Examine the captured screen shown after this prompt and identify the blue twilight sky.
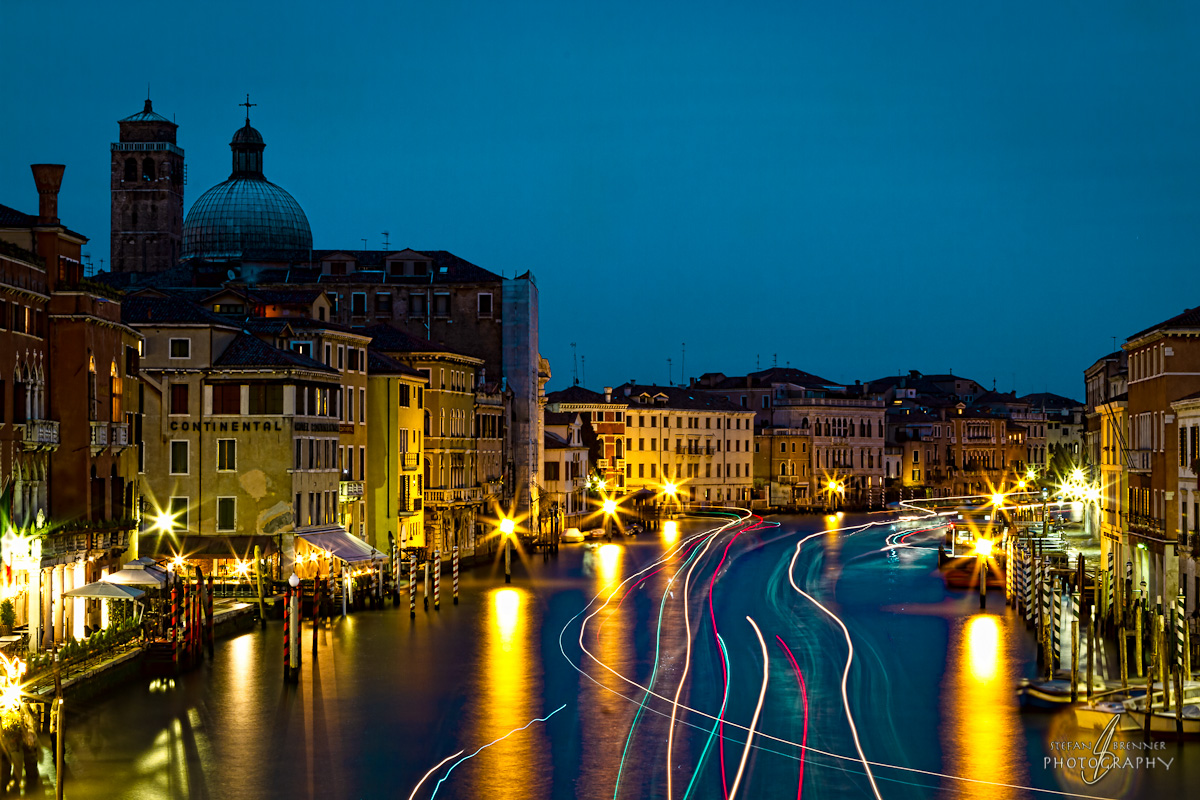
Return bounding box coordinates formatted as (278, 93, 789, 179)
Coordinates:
(4, 1, 1199, 399)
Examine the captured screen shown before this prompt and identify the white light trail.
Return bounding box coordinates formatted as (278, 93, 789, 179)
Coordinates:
(728, 616, 769, 800)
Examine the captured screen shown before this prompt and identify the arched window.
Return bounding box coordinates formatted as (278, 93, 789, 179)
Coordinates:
(124, 158, 137, 182)
(110, 361, 122, 421)
(88, 355, 98, 421)
(142, 157, 155, 181)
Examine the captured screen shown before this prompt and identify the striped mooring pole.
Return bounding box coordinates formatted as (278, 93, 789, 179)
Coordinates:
(171, 583, 180, 672)
(433, 549, 441, 610)
(452, 545, 460, 605)
(206, 572, 215, 658)
(282, 587, 291, 683)
(409, 553, 417, 618)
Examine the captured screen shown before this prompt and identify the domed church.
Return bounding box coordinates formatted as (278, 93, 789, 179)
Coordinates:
(181, 107, 312, 263)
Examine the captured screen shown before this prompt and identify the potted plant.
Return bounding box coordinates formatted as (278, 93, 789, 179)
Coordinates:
(0, 600, 14, 636)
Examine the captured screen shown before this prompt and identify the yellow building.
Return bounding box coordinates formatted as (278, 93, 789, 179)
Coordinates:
(367, 325, 485, 559)
(365, 350, 427, 555)
(619, 384, 756, 506)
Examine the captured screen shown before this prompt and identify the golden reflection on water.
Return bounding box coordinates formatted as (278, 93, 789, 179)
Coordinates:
(597, 544, 622, 589)
(475, 586, 546, 800)
(663, 520, 679, 545)
(943, 614, 1023, 800)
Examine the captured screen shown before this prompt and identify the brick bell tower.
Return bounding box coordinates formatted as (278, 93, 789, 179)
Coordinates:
(110, 97, 185, 273)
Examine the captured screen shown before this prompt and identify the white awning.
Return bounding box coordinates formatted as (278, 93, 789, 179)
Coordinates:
(63, 581, 145, 600)
(297, 528, 385, 564)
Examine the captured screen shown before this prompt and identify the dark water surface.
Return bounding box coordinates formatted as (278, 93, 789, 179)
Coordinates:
(60, 514, 1197, 798)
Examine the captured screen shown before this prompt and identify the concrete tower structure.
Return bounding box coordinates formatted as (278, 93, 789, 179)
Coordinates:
(110, 99, 185, 273)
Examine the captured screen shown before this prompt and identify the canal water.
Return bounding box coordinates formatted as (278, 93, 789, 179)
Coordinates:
(58, 514, 1196, 799)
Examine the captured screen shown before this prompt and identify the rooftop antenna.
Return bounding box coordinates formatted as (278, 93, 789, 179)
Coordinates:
(571, 342, 578, 385)
(1112, 336, 1117, 352)
(240, 94, 256, 123)
(667, 357, 673, 385)
(361, 238, 368, 250)
(681, 343, 686, 385)
(773, 353, 778, 367)
(756, 354, 760, 370)
(382, 231, 390, 249)
(580, 356, 586, 387)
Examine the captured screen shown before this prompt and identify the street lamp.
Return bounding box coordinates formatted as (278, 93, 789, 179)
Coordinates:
(499, 517, 515, 584)
(602, 498, 618, 541)
(975, 537, 993, 609)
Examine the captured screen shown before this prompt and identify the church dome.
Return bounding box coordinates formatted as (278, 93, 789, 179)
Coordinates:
(181, 119, 311, 261)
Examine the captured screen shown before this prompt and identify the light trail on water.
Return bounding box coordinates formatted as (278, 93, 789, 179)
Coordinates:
(728, 616, 768, 800)
(558, 511, 1118, 800)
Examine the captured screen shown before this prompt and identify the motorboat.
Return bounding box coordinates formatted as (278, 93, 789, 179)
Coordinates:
(1122, 682, 1200, 738)
(1072, 687, 1146, 731)
(1016, 676, 1106, 711)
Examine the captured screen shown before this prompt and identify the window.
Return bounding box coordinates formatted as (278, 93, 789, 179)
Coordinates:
(217, 439, 236, 471)
(399, 383, 411, 407)
(351, 293, 367, 315)
(347, 347, 358, 371)
(170, 440, 189, 475)
(291, 341, 312, 358)
(478, 293, 493, 317)
(360, 446, 365, 481)
(337, 345, 345, 370)
(169, 497, 188, 531)
(212, 384, 240, 414)
(170, 383, 189, 415)
(249, 383, 284, 414)
(545, 462, 560, 480)
(409, 293, 427, 317)
(360, 388, 366, 423)
(295, 439, 302, 470)
(433, 294, 451, 317)
(347, 387, 354, 422)
(169, 338, 190, 359)
(216, 497, 236, 531)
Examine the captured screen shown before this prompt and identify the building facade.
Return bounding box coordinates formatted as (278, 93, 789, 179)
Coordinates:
(365, 351, 426, 556)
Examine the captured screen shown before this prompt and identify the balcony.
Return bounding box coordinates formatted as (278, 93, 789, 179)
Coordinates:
(1128, 449, 1153, 473)
(1129, 514, 1167, 541)
(339, 480, 364, 499)
(397, 497, 423, 516)
(109, 422, 130, 451)
(21, 419, 60, 451)
(401, 452, 420, 471)
(424, 486, 483, 505)
(90, 420, 108, 454)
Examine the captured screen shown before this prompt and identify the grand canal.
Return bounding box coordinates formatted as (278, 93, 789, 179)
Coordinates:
(60, 513, 1195, 798)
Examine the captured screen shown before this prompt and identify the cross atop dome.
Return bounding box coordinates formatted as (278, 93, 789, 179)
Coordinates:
(240, 94, 257, 124)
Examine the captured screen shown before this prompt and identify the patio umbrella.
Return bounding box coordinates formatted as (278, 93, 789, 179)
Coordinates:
(63, 582, 145, 600)
(102, 563, 168, 587)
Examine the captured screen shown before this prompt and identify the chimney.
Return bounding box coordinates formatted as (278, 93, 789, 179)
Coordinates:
(31, 164, 66, 225)
(604, 386, 612, 403)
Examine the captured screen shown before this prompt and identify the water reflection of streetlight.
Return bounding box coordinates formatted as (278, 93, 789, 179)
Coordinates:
(494, 588, 520, 647)
(597, 544, 621, 587)
(662, 520, 678, 545)
(966, 614, 999, 682)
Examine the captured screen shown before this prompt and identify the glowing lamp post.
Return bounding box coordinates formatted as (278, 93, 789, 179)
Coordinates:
(602, 498, 618, 541)
(663, 482, 678, 519)
(975, 537, 993, 609)
(500, 517, 516, 584)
